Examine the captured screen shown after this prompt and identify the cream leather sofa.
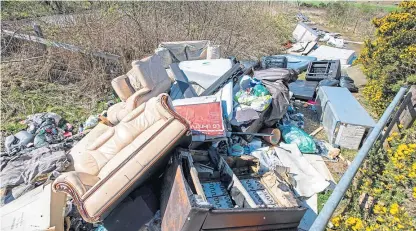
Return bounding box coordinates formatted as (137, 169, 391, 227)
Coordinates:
(107, 55, 172, 125)
(53, 94, 189, 223)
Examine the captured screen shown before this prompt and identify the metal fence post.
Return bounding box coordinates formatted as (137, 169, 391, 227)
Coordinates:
(309, 87, 408, 231)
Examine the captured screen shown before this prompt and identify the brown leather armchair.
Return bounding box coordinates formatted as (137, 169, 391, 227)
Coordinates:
(53, 94, 189, 223)
(107, 55, 172, 125)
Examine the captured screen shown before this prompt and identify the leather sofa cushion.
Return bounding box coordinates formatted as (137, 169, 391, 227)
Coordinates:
(83, 119, 187, 216)
(72, 123, 110, 174)
(74, 96, 166, 176)
(98, 119, 165, 179)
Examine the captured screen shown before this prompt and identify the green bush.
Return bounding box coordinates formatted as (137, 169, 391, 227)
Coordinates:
(358, 2, 416, 115)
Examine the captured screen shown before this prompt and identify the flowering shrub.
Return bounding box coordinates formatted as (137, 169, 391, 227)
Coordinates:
(330, 126, 416, 230)
(358, 1, 416, 116)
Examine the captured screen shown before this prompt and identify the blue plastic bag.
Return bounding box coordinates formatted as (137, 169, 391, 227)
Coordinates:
(279, 125, 317, 153)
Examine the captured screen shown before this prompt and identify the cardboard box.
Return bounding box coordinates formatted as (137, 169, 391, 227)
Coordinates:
(1, 184, 66, 231)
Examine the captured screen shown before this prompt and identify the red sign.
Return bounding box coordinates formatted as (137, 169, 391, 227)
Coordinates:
(175, 102, 225, 137)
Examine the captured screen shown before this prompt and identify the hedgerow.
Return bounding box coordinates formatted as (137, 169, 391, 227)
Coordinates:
(330, 125, 416, 230)
(358, 1, 416, 116)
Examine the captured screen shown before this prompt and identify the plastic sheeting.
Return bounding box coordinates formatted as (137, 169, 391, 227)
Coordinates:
(1, 144, 69, 188)
(284, 55, 318, 73)
(274, 144, 329, 198)
(279, 125, 317, 153)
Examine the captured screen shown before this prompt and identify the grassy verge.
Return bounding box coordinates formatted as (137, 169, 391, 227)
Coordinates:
(0, 59, 112, 135)
(298, 1, 397, 12)
(1, 80, 110, 135)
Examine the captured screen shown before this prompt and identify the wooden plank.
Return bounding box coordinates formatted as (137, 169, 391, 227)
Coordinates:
(400, 85, 416, 129)
(33, 23, 46, 50)
(380, 92, 411, 143)
(310, 126, 323, 136)
(400, 107, 415, 129)
(2, 30, 120, 61)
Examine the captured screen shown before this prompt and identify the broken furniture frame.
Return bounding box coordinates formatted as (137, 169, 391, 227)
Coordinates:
(161, 148, 306, 231)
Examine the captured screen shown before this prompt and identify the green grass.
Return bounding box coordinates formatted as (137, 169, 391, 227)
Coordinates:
(318, 190, 332, 212)
(1, 82, 110, 135)
(341, 148, 358, 161)
(352, 2, 398, 13)
(299, 1, 398, 13)
(298, 72, 306, 80)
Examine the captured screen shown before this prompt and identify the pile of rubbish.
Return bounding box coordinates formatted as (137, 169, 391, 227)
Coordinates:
(1, 112, 112, 230)
(1, 20, 376, 231)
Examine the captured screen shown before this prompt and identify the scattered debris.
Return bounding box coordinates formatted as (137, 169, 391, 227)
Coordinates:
(0, 143, 71, 205)
(1, 29, 375, 230)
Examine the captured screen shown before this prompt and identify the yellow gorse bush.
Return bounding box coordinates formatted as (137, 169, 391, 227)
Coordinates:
(329, 126, 416, 230)
(358, 1, 416, 116)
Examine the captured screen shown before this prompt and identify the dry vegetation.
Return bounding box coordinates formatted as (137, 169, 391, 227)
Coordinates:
(0, 1, 393, 135)
(300, 2, 396, 39)
(1, 2, 296, 136)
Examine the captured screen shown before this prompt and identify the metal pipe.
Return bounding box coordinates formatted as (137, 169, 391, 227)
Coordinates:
(309, 87, 408, 231)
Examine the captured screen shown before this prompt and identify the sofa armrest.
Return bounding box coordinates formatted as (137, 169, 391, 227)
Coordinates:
(125, 87, 151, 109)
(53, 171, 100, 201)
